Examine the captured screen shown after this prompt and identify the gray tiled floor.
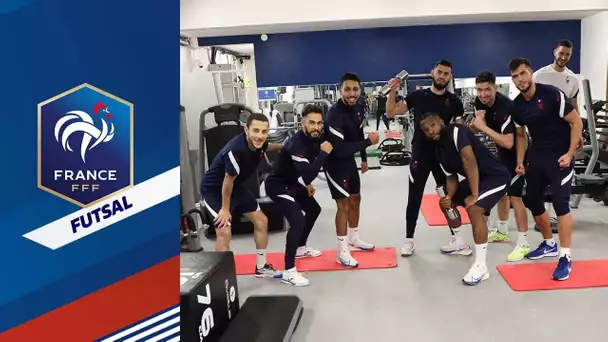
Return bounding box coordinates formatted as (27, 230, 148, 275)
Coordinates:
(198, 126, 608, 342)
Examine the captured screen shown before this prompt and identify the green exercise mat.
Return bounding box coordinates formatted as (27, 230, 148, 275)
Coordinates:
(354, 149, 383, 158)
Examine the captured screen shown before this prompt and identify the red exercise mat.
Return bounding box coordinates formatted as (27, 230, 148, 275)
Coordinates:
(497, 259, 608, 291)
(421, 194, 470, 226)
(234, 247, 398, 275)
(385, 132, 403, 139)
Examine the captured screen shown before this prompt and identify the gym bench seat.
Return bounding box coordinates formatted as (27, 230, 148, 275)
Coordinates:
(575, 174, 607, 185)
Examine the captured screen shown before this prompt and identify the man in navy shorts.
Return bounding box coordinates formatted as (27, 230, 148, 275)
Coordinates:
(265, 104, 332, 287)
(470, 70, 530, 262)
(508, 57, 583, 281)
(421, 113, 510, 286)
(324, 72, 380, 268)
(200, 113, 283, 278)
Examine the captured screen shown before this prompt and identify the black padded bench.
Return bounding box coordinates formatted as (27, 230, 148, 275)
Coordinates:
(219, 295, 304, 342)
(180, 251, 240, 342)
(568, 174, 608, 197)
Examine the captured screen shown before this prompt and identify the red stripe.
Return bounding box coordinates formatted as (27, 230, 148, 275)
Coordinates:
(0, 256, 179, 342)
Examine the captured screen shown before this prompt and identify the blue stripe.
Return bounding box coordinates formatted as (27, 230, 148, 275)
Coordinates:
(95, 305, 180, 342)
(100, 305, 177, 338)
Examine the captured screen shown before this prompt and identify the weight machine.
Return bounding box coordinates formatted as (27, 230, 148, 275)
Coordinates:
(181, 105, 205, 252)
(570, 81, 608, 207)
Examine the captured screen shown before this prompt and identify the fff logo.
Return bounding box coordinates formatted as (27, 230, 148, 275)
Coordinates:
(38, 84, 134, 207)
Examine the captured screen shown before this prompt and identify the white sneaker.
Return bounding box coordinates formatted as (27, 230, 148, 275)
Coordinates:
(295, 246, 322, 258)
(440, 236, 473, 256)
(462, 263, 490, 286)
(336, 251, 359, 268)
(281, 269, 310, 287)
(348, 238, 375, 251)
(400, 241, 415, 257)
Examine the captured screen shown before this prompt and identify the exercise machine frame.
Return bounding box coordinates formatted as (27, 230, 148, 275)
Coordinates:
(570, 79, 608, 208)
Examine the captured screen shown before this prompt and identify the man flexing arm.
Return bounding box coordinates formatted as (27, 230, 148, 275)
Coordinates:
(509, 57, 583, 281)
(386, 84, 409, 117)
(471, 71, 530, 262)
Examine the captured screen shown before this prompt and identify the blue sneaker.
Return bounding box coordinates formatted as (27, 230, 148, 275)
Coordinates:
(525, 241, 559, 260)
(553, 256, 572, 280)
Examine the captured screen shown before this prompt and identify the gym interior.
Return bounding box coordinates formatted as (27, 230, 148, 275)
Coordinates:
(179, 3, 608, 341)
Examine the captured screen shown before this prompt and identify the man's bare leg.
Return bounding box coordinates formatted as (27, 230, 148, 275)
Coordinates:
(462, 205, 491, 285)
(535, 202, 558, 232)
(335, 199, 358, 267)
(534, 211, 553, 240)
(506, 196, 532, 261)
(243, 211, 280, 278)
(347, 194, 374, 251)
(488, 196, 510, 242)
(243, 211, 269, 250)
(439, 206, 472, 256)
(215, 226, 232, 251)
(469, 205, 489, 246)
(347, 194, 361, 234)
(557, 212, 572, 248)
(335, 199, 349, 237)
(511, 197, 529, 235)
(497, 195, 510, 222)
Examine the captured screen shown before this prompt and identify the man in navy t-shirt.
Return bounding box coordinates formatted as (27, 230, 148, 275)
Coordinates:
(421, 113, 510, 285)
(508, 57, 583, 281)
(386, 59, 467, 257)
(470, 71, 530, 262)
(200, 113, 283, 278)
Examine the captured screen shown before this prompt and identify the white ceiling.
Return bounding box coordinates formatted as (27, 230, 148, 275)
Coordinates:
(182, 10, 601, 38)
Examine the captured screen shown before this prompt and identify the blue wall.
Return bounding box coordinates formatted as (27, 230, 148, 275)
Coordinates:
(199, 20, 581, 87)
